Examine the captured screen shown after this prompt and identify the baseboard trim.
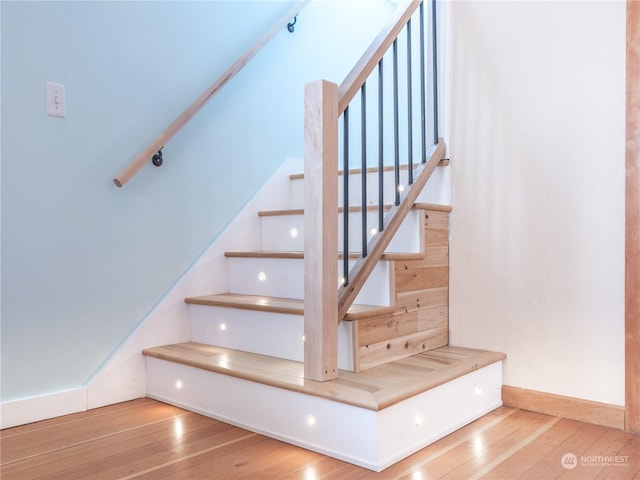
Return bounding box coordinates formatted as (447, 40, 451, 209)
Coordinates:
(0, 388, 87, 429)
(502, 385, 624, 430)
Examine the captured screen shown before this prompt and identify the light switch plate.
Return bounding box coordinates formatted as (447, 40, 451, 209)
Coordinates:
(46, 81, 65, 118)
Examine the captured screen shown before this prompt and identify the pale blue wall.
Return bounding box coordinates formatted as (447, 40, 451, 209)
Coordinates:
(1, 0, 394, 401)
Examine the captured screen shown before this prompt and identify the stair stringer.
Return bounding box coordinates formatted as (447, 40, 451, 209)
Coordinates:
(86, 158, 304, 409)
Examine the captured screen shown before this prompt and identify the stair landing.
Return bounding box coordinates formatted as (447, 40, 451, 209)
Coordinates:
(143, 343, 505, 471)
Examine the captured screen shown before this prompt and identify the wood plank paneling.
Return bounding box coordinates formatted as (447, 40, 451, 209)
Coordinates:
(425, 226, 450, 246)
(423, 209, 451, 228)
(357, 307, 448, 347)
(395, 265, 449, 292)
(396, 285, 449, 310)
(353, 206, 451, 370)
(358, 325, 449, 371)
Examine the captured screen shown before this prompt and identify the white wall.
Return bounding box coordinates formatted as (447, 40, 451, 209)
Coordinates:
(449, 1, 625, 405)
(0, 0, 395, 403)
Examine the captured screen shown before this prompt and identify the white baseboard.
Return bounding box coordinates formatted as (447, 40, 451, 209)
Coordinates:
(1, 388, 87, 429)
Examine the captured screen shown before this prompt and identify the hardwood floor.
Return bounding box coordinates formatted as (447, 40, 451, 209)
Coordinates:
(1, 398, 638, 479)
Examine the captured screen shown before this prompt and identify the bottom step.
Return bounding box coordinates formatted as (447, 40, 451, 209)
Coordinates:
(143, 343, 505, 472)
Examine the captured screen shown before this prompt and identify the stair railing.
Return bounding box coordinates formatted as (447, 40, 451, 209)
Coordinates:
(304, 0, 446, 381)
(113, 1, 309, 188)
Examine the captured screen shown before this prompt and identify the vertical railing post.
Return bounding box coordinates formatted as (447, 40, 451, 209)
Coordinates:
(304, 79, 339, 382)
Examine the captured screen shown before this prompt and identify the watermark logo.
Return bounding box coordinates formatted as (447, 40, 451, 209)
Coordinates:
(561, 453, 629, 469)
(561, 453, 577, 470)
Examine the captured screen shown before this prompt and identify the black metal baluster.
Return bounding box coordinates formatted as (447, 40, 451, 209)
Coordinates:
(407, 19, 414, 185)
(393, 38, 400, 206)
(420, 2, 427, 163)
(432, 0, 439, 145)
(378, 59, 384, 233)
(361, 83, 368, 258)
(338, 0, 441, 288)
(343, 107, 350, 286)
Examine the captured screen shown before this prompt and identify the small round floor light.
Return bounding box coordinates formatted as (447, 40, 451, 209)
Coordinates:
(305, 415, 317, 428)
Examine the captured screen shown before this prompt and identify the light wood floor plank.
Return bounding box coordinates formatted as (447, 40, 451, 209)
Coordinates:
(391, 409, 541, 480)
(519, 422, 609, 480)
(130, 434, 271, 479)
(0, 401, 185, 465)
(380, 406, 519, 479)
(462, 415, 562, 480)
(558, 428, 637, 480)
(594, 434, 640, 480)
(480, 418, 585, 479)
(81, 422, 252, 480)
(0, 398, 156, 438)
(0, 412, 200, 479)
(279, 456, 365, 479)
(2, 399, 638, 479)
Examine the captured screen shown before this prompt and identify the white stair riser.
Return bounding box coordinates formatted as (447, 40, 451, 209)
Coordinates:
(261, 209, 422, 253)
(145, 359, 502, 472)
(227, 257, 393, 306)
(290, 167, 450, 209)
(189, 305, 354, 371)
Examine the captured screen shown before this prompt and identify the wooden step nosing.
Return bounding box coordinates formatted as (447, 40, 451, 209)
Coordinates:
(143, 343, 379, 410)
(413, 203, 453, 213)
(142, 342, 503, 412)
(343, 305, 401, 321)
(185, 294, 305, 315)
(224, 251, 424, 261)
(185, 297, 304, 316)
(289, 159, 450, 180)
(225, 251, 304, 259)
(185, 293, 390, 318)
(258, 203, 451, 217)
(372, 350, 506, 410)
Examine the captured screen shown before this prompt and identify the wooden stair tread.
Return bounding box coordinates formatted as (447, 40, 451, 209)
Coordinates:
(224, 250, 425, 261)
(142, 342, 504, 411)
(258, 202, 451, 217)
(185, 293, 396, 320)
(289, 159, 450, 180)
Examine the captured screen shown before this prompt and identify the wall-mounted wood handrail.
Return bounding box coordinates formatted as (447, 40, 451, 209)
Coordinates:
(113, 0, 309, 188)
(337, 0, 421, 115)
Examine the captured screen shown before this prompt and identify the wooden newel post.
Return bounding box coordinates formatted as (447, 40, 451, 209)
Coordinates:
(304, 79, 339, 382)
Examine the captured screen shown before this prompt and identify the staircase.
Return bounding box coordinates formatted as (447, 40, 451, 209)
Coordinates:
(142, 162, 505, 471)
